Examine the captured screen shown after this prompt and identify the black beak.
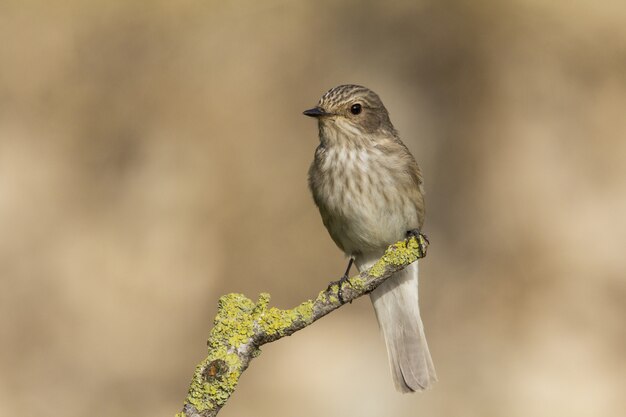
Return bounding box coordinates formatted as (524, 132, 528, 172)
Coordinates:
(303, 107, 328, 118)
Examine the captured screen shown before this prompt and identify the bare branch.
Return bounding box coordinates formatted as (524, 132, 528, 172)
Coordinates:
(176, 234, 428, 417)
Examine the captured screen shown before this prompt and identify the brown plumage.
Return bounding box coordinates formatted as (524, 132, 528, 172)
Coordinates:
(305, 84, 436, 392)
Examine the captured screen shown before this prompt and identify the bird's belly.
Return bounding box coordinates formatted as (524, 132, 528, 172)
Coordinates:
(311, 144, 423, 256)
(319, 180, 417, 256)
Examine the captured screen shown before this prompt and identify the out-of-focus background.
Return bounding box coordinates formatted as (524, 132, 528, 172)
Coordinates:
(1, 1, 625, 416)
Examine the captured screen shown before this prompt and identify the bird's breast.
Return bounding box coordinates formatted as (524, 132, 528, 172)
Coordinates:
(310, 145, 420, 255)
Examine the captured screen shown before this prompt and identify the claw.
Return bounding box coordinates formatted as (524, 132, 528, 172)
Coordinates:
(325, 257, 355, 304)
(406, 229, 429, 257)
(327, 274, 353, 304)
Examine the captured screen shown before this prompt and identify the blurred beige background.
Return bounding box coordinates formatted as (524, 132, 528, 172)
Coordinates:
(1, 1, 625, 416)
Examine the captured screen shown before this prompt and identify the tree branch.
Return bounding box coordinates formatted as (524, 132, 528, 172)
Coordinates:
(176, 234, 429, 417)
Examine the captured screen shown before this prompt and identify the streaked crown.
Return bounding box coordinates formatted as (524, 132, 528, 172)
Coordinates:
(318, 84, 386, 114)
(304, 84, 395, 136)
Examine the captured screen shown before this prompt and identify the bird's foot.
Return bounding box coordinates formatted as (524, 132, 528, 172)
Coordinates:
(327, 274, 353, 304)
(406, 229, 429, 257)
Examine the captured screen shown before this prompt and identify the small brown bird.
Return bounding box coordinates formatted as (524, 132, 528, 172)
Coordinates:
(304, 85, 436, 392)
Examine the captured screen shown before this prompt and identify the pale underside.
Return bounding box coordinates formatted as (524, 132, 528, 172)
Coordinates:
(308, 126, 424, 258)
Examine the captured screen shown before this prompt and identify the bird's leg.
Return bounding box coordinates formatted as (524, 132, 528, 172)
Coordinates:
(326, 257, 354, 304)
(341, 257, 354, 279)
(406, 229, 429, 257)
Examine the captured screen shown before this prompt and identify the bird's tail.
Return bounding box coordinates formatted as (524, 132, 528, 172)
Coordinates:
(360, 259, 437, 392)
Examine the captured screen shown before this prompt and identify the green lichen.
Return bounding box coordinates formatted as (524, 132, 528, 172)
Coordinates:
(368, 235, 426, 278)
(182, 292, 320, 414)
(347, 275, 366, 290)
(327, 293, 339, 303)
(184, 293, 257, 413)
(209, 293, 257, 349)
(294, 299, 314, 321)
(185, 346, 243, 412)
(258, 299, 315, 336)
(254, 292, 271, 312)
(316, 275, 365, 304)
(179, 235, 429, 416)
(318, 285, 340, 304)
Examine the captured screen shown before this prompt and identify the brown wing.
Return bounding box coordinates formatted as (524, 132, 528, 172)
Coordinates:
(377, 138, 426, 230)
(406, 157, 426, 229)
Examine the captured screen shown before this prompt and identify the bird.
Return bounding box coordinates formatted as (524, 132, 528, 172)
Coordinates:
(304, 84, 436, 392)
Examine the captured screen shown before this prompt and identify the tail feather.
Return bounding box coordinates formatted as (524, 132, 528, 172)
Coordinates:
(359, 259, 436, 392)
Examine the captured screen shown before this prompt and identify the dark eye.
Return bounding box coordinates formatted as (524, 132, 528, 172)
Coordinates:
(350, 103, 362, 115)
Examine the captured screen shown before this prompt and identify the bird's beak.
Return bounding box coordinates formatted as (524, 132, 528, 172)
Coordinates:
(303, 107, 329, 118)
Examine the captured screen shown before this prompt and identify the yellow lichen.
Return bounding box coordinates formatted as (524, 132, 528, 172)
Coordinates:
(184, 293, 256, 412)
(368, 235, 425, 277)
(347, 275, 365, 291)
(183, 293, 320, 414)
(179, 235, 428, 416)
(258, 299, 315, 336)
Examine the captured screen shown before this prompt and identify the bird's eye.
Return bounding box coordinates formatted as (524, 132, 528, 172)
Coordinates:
(350, 103, 362, 115)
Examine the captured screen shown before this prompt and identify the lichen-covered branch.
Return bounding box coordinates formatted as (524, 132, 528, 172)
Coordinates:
(177, 234, 429, 417)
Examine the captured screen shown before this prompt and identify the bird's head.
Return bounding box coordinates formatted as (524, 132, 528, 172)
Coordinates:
(303, 85, 396, 141)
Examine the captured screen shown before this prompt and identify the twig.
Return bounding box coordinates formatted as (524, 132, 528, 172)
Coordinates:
(176, 234, 428, 417)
